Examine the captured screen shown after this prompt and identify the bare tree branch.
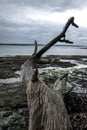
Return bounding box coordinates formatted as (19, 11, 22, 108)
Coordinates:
(33, 17, 79, 59)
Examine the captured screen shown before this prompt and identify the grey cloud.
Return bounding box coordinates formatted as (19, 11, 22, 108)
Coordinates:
(0, 16, 62, 44)
(0, 0, 87, 44)
(1, 0, 87, 11)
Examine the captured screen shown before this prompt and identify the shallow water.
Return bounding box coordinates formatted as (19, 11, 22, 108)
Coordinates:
(0, 77, 20, 84)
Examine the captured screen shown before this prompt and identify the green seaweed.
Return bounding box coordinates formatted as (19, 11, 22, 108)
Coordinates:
(39, 68, 69, 85)
(0, 101, 6, 107)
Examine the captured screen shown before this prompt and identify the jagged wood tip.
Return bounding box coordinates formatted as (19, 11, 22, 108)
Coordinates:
(32, 40, 38, 56)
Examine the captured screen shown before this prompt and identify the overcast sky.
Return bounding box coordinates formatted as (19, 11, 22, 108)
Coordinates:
(0, 0, 87, 45)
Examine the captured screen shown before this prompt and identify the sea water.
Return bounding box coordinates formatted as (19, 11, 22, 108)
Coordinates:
(0, 45, 87, 56)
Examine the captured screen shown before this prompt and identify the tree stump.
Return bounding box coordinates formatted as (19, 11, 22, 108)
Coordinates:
(26, 69, 72, 130)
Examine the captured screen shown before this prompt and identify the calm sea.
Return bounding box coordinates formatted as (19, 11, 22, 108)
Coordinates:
(0, 45, 87, 56)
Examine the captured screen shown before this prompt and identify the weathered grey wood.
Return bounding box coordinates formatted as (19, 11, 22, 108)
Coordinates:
(53, 74, 75, 96)
(21, 17, 78, 130)
(26, 69, 72, 130)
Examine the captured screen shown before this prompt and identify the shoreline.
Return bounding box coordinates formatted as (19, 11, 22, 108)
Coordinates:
(0, 43, 87, 47)
(0, 54, 87, 58)
(0, 45, 87, 56)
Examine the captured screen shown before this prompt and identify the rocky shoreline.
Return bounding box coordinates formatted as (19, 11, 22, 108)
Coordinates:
(0, 55, 87, 130)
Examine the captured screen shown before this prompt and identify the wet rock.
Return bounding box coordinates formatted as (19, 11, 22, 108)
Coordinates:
(65, 93, 87, 114)
(0, 127, 2, 130)
(3, 111, 13, 117)
(0, 82, 27, 107)
(0, 56, 87, 130)
(51, 60, 76, 68)
(0, 56, 29, 78)
(64, 67, 87, 130)
(0, 107, 28, 130)
(70, 113, 87, 130)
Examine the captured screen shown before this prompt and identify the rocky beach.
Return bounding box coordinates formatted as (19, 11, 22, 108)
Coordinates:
(0, 55, 87, 130)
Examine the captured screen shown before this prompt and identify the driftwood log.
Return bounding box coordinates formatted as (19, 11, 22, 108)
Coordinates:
(21, 17, 79, 130)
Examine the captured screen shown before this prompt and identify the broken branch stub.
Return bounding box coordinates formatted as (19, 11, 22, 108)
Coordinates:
(32, 40, 38, 56)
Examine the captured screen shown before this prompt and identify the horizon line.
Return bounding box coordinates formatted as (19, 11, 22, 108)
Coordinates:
(0, 43, 87, 47)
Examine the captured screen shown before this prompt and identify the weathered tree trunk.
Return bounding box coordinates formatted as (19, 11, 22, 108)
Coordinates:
(26, 70, 73, 130)
(21, 17, 78, 130)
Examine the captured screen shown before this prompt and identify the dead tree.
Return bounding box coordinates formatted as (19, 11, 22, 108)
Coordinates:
(21, 17, 78, 130)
